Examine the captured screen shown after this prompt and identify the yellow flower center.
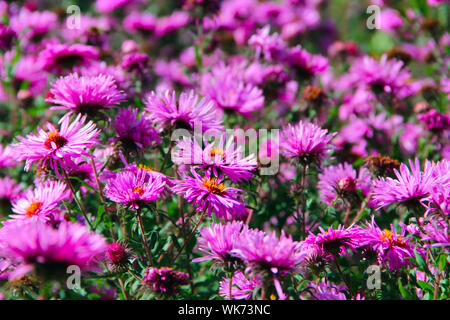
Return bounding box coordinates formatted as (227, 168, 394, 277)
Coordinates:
(380, 229, 406, 246)
(202, 177, 227, 195)
(25, 201, 43, 218)
(138, 164, 155, 172)
(132, 186, 145, 196)
(210, 147, 225, 159)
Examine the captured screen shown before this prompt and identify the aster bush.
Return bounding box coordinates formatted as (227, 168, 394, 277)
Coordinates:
(0, 0, 448, 302)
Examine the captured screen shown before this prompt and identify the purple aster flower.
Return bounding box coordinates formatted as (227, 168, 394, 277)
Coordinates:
(317, 162, 372, 205)
(232, 229, 305, 276)
(124, 12, 157, 34)
(10, 180, 69, 223)
(0, 219, 107, 280)
(0, 145, 19, 168)
(200, 62, 265, 117)
(0, 23, 16, 51)
(420, 216, 449, 250)
(359, 217, 419, 271)
(350, 55, 413, 97)
(10, 9, 57, 42)
(103, 167, 166, 209)
(143, 267, 189, 296)
(248, 25, 288, 61)
(417, 109, 450, 134)
(280, 121, 336, 166)
(309, 278, 347, 300)
(14, 114, 100, 172)
(95, 0, 139, 14)
(285, 45, 328, 78)
(371, 158, 438, 210)
(106, 241, 134, 271)
(39, 43, 99, 74)
(120, 52, 149, 73)
(144, 90, 223, 133)
(193, 221, 250, 269)
(0, 177, 23, 208)
(10, 55, 47, 97)
(172, 169, 246, 221)
(302, 224, 362, 257)
(154, 11, 190, 37)
(110, 107, 161, 152)
(173, 135, 258, 183)
(379, 9, 404, 34)
(46, 73, 126, 119)
(219, 270, 262, 300)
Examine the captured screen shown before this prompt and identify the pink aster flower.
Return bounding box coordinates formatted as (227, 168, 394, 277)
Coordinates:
(0, 219, 107, 280)
(155, 11, 190, 37)
(0, 23, 16, 51)
(302, 224, 363, 257)
(285, 45, 328, 78)
(379, 9, 404, 34)
(143, 267, 189, 296)
(0, 145, 18, 168)
(350, 55, 413, 97)
(10, 9, 57, 42)
(232, 229, 305, 276)
(309, 278, 347, 300)
(103, 167, 166, 209)
(359, 217, 419, 271)
(95, 0, 139, 14)
(219, 270, 262, 300)
(193, 221, 250, 268)
(144, 90, 223, 133)
(371, 158, 438, 210)
(10, 55, 47, 97)
(417, 109, 450, 134)
(200, 62, 265, 117)
(124, 12, 157, 34)
(10, 180, 69, 223)
(120, 52, 149, 73)
(110, 107, 161, 151)
(0, 177, 23, 203)
(14, 114, 100, 172)
(172, 169, 246, 221)
(280, 121, 336, 166)
(318, 162, 372, 205)
(421, 216, 449, 250)
(46, 73, 126, 119)
(39, 43, 99, 74)
(173, 135, 258, 183)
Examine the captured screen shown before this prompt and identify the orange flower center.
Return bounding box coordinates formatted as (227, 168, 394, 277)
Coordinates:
(44, 130, 67, 150)
(202, 178, 227, 195)
(25, 201, 43, 218)
(132, 186, 145, 196)
(380, 229, 406, 246)
(138, 164, 155, 172)
(210, 147, 225, 159)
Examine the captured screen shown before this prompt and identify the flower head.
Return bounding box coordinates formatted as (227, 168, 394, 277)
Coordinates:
(46, 73, 126, 118)
(303, 225, 362, 257)
(232, 229, 305, 277)
(219, 270, 262, 300)
(40, 43, 99, 74)
(359, 217, 419, 270)
(193, 221, 249, 270)
(15, 115, 99, 171)
(0, 220, 107, 280)
(145, 90, 223, 133)
(143, 267, 189, 296)
(104, 167, 166, 209)
(173, 135, 258, 183)
(318, 162, 371, 205)
(110, 107, 161, 151)
(280, 121, 335, 166)
(372, 158, 438, 210)
(10, 180, 69, 223)
(14, 114, 100, 172)
(172, 169, 246, 221)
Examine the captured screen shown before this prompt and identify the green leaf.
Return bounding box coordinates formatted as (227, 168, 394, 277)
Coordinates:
(397, 279, 417, 300)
